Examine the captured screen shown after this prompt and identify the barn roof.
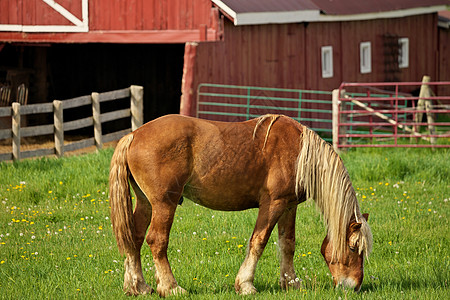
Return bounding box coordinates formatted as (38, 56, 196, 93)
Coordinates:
(212, 0, 449, 25)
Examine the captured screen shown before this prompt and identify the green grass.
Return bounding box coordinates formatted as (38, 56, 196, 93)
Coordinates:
(0, 147, 449, 299)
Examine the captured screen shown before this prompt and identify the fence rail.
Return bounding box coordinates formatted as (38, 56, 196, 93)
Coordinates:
(197, 83, 333, 141)
(333, 78, 450, 149)
(0, 85, 143, 161)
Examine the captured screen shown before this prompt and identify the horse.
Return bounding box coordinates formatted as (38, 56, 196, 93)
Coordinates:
(109, 114, 373, 297)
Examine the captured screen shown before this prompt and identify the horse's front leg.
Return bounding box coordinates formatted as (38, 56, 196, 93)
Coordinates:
(146, 198, 186, 297)
(278, 205, 301, 290)
(235, 199, 287, 295)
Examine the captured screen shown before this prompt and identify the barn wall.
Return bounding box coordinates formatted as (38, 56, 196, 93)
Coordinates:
(90, 0, 212, 31)
(181, 13, 442, 116)
(304, 22, 342, 92)
(191, 21, 308, 88)
(438, 25, 450, 95)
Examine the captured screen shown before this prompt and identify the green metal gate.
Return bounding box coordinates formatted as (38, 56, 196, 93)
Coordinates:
(196, 83, 333, 141)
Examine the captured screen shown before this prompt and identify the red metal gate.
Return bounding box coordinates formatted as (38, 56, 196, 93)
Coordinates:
(333, 79, 450, 149)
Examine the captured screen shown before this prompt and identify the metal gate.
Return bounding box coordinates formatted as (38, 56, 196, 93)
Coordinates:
(333, 79, 450, 149)
(196, 83, 333, 141)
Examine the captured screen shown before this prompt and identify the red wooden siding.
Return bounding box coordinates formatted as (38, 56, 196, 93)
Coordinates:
(438, 25, 450, 95)
(89, 0, 211, 31)
(0, 0, 20, 25)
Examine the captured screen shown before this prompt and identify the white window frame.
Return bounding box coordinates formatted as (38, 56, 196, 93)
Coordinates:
(360, 42, 372, 74)
(321, 46, 333, 78)
(398, 38, 409, 68)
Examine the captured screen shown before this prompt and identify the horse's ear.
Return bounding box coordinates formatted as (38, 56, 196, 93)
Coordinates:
(362, 213, 369, 221)
(349, 222, 362, 232)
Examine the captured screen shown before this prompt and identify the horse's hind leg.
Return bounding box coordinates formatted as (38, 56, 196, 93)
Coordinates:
(122, 180, 153, 295)
(146, 190, 186, 297)
(277, 206, 301, 290)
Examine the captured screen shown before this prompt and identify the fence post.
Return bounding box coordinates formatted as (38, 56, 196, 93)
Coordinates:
(332, 89, 347, 151)
(92, 92, 102, 150)
(416, 76, 436, 145)
(12, 102, 20, 161)
(54, 100, 64, 157)
(130, 85, 144, 131)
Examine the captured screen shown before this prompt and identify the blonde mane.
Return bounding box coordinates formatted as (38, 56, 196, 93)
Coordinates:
(253, 114, 280, 150)
(296, 126, 372, 261)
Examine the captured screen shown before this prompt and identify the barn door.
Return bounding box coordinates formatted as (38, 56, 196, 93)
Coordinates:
(0, 0, 88, 32)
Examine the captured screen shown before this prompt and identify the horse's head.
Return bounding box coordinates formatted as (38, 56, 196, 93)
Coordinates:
(320, 213, 369, 292)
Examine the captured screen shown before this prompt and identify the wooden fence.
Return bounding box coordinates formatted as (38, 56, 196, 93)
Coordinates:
(0, 85, 143, 161)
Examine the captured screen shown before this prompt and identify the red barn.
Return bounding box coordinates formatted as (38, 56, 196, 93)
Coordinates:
(0, 0, 448, 121)
(180, 0, 450, 116)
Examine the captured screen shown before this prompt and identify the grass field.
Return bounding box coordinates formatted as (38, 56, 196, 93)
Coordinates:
(0, 147, 448, 299)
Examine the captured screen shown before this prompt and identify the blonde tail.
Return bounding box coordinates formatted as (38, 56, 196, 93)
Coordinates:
(109, 134, 135, 254)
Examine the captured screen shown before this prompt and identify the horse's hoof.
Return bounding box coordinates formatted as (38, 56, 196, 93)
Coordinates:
(236, 282, 258, 295)
(157, 285, 187, 297)
(124, 281, 154, 296)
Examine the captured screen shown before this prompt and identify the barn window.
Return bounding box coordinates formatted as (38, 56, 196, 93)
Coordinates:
(360, 42, 372, 74)
(398, 38, 409, 68)
(321, 46, 333, 78)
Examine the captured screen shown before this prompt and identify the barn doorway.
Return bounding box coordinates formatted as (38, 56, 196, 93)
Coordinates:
(0, 43, 185, 123)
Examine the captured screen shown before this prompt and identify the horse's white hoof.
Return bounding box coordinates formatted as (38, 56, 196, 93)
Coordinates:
(157, 285, 187, 297)
(236, 282, 258, 295)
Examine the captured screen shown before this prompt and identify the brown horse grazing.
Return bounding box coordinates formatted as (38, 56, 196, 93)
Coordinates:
(109, 114, 373, 297)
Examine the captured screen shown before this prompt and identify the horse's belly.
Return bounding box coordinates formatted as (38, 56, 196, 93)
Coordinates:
(182, 183, 259, 211)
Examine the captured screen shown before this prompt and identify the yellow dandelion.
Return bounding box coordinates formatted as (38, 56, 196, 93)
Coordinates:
(237, 244, 244, 248)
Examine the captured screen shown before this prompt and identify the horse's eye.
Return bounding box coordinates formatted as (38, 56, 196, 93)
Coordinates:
(349, 245, 356, 252)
